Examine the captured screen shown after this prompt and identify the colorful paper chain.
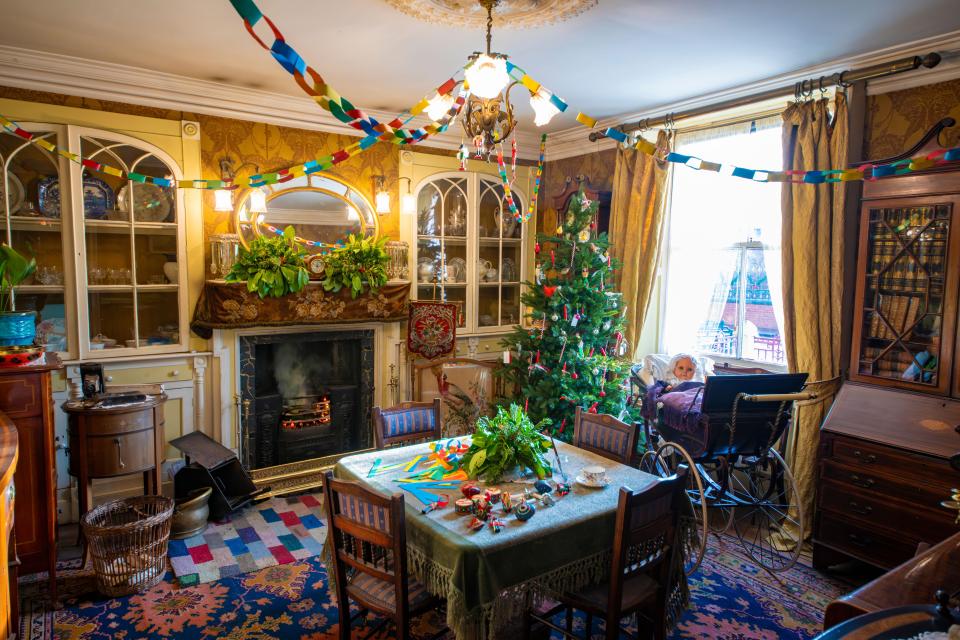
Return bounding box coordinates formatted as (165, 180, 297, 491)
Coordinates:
(495, 134, 546, 222)
(230, 0, 464, 145)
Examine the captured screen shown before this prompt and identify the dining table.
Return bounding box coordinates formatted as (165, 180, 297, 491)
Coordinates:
(331, 438, 688, 640)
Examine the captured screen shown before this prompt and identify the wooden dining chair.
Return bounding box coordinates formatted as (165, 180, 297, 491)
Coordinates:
(525, 466, 689, 640)
(573, 406, 639, 466)
(321, 471, 446, 640)
(373, 399, 442, 450)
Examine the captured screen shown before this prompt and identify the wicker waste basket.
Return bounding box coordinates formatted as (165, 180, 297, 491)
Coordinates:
(81, 495, 174, 596)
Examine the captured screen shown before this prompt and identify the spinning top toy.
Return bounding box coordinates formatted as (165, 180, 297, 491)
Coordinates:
(461, 482, 482, 498)
(515, 502, 535, 522)
(467, 517, 485, 531)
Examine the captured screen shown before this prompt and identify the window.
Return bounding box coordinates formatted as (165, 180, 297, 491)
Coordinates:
(661, 118, 786, 367)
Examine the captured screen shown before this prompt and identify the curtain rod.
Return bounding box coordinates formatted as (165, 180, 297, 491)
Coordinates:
(587, 52, 942, 142)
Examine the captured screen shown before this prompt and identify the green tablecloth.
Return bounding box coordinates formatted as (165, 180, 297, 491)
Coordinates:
(333, 439, 681, 640)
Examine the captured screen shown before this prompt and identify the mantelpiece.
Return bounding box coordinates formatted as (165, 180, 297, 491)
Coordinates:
(190, 281, 410, 338)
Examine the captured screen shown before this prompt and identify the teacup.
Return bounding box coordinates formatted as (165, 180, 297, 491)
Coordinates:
(582, 465, 608, 484)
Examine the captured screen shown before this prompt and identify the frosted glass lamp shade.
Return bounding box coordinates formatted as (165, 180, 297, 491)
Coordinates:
(530, 88, 561, 127)
(425, 92, 456, 121)
(213, 189, 233, 212)
(249, 188, 268, 213)
(465, 54, 509, 100)
(401, 192, 416, 216)
(375, 190, 390, 214)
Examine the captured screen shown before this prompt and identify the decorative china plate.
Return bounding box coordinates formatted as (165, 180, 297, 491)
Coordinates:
(38, 175, 115, 219)
(118, 183, 173, 222)
(0, 172, 24, 215)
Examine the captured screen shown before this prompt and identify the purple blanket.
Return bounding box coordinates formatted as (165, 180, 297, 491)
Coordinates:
(645, 381, 709, 458)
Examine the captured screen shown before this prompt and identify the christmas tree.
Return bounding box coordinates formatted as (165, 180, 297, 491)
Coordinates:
(500, 189, 634, 441)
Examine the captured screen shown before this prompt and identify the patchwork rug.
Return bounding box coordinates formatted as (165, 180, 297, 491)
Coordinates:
(169, 493, 326, 586)
(20, 529, 852, 640)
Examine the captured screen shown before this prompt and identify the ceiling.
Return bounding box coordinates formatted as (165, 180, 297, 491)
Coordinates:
(2, 0, 960, 134)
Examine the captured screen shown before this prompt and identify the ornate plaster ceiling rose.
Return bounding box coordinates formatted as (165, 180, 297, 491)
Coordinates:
(383, 0, 597, 28)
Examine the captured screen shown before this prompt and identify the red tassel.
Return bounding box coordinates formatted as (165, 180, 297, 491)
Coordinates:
(535, 242, 541, 254)
(588, 403, 599, 414)
(550, 250, 556, 267)
(559, 418, 566, 434)
(525, 397, 529, 412)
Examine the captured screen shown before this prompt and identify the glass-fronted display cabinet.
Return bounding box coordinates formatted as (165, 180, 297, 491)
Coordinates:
(851, 192, 960, 395)
(414, 172, 526, 333)
(1, 123, 70, 353)
(0, 122, 188, 359)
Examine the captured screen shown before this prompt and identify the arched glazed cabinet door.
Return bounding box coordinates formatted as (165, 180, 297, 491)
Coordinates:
(73, 129, 187, 357)
(413, 171, 527, 333)
(0, 123, 73, 354)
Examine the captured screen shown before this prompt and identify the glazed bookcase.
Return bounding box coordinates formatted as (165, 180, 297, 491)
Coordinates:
(0, 121, 190, 360)
(849, 169, 960, 396)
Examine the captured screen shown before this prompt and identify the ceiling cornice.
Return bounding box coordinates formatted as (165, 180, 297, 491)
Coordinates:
(1, 27, 958, 164)
(0, 45, 543, 158)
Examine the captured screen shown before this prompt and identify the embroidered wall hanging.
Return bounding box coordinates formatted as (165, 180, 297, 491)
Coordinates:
(407, 300, 458, 359)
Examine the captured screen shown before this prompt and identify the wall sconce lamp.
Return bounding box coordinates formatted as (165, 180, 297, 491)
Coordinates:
(399, 177, 416, 216)
(215, 157, 264, 213)
(373, 175, 391, 215)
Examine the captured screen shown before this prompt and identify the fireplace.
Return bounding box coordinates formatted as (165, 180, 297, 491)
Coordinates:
(237, 329, 375, 471)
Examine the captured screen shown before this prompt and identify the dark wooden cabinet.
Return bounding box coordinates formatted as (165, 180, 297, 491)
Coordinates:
(63, 395, 166, 521)
(0, 354, 61, 606)
(813, 383, 958, 570)
(815, 129, 960, 571)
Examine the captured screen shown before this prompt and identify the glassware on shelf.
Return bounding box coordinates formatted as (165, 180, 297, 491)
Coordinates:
(208, 233, 240, 279)
(385, 240, 409, 281)
(36, 265, 63, 286)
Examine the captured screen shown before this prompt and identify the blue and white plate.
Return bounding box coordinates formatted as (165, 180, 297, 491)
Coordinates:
(38, 175, 116, 219)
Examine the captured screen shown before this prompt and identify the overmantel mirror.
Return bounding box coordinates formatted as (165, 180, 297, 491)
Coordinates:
(234, 174, 379, 251)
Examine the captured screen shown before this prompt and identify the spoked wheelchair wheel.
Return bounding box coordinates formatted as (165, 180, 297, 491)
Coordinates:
(728, 447, 804, 572)
(694, 460, 737, 535)
(639, 442, 708, 576)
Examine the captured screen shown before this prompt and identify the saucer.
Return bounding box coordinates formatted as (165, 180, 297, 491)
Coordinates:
(575, 474, 609, 489)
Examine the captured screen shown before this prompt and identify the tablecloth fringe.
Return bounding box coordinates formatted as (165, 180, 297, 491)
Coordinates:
(410, 545, 611, 640)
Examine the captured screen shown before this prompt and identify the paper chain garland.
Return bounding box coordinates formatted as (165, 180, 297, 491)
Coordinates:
(496, 134, 546, 222)
(229, 0, 463, 145)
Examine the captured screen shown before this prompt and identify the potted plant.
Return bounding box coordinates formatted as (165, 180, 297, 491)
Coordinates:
(225, 226, 310, 298)
(0, 244, 37, 346)
(460, 404, 553, 483)
(321, 234, 389, 299)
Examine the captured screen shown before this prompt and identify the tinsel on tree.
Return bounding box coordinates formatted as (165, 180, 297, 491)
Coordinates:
(500, 189, 633, 441)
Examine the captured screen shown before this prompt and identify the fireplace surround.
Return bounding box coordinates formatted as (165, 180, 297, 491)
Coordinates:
(236, 328, 376, 494)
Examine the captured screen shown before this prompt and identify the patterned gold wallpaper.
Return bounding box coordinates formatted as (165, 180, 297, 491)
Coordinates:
(537, 147, 616, 233)
(0, 86, 402, 241)
(864, 77, 960, 159)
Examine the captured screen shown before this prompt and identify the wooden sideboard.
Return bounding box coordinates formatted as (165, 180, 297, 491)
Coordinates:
(0, 354, 61, 608)
(0, 411, 18, 640)
(813, 382, 959, 570)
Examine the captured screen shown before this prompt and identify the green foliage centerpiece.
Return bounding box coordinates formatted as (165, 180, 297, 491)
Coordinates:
(460, 404, 552, 483)
(225, 226, 309, 298)
(321, 234, 389, 299)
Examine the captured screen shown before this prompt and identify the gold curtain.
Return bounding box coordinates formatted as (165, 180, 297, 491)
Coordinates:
(780, 94, 848, 534)
(609, 130, 672, 355)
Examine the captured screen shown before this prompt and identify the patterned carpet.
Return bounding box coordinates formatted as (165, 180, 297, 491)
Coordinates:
(169, 494, 327, 586)
(20, 531, 850, 640)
